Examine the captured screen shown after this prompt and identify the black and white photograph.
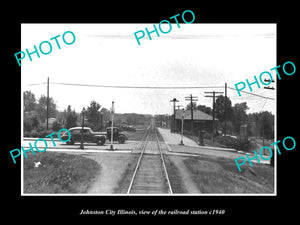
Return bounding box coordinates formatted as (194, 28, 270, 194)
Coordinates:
(4, 5, 298, 220)
(21, 23, 276, 195)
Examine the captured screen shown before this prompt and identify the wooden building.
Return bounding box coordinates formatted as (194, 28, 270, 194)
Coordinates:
(174, 109, 217, 133)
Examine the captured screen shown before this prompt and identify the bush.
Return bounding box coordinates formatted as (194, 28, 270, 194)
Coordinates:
(36, 124, 46, 132)
(24, 131, 31, 137)
(203, 132, 213, 140)
(215, 136, 250, 151)
(30, 130, 39, 137)
(24, 113, 39, 132)
(39, 130, 58, 138)
(27, 129, 58, 138)
(52, 121, 62, 131)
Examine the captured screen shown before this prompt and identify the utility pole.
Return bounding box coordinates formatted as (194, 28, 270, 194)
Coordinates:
(185, 94, 198, 133)
(263, 80, 275, 167)
(224, 83, 227, 136)
(179, 109, 185, 146)
(170, 98, 179, 133)
(46, 77, 49, 130)
(205, 91, 223, 142)
(100, 112, 103, 131)
(80, 107, 85, 150)
(110, 101, 115, 151)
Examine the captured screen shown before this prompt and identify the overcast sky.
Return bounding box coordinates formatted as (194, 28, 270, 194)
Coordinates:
(21, 23, 276, 115)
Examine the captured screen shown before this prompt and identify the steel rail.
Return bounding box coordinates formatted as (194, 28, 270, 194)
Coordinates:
(153, 125, 173, 194)
(126, 124, 151, 194)
(127, 123, 173, 194)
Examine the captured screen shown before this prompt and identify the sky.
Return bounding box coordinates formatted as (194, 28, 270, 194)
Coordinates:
(21, 23, 276, 115)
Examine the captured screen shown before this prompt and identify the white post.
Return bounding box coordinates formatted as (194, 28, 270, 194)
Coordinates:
(110, 101, 114, 150)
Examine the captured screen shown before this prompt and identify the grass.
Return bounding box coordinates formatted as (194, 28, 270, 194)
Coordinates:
(23, 152, 100, 194)
(113, 154, 139, 193)
(183, 156, 274, 193)
(163, 155, 188, 193)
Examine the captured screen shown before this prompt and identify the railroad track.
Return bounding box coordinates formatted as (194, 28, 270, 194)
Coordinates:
(127, 123, 173, 194)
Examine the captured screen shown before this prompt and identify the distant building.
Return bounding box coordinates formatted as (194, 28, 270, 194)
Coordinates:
(174, 109, 217, 133)
(47, 117, 57, 125)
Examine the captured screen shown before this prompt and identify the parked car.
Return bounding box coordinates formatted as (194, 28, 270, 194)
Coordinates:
(120, 124, 136, 132)
(106, 127, 127, 144)
(61, 127, 106, 145)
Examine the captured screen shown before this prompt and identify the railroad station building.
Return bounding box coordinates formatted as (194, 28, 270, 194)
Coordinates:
(174, 109, 218, 133)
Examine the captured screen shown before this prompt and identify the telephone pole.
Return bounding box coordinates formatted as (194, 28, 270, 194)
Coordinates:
(110, 101, 115, 151)
(205, 91, 223, 142)
(46, 77, 49, 130)
(185, 94, 198, 133)
(263, 80, 275, 167)
(170, 98, 179, 133)
(179, 109, 185, 146)
(224, 83, 227, 136)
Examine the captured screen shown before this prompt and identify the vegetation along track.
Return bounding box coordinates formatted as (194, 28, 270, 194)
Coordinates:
(126, 122, 173, 194)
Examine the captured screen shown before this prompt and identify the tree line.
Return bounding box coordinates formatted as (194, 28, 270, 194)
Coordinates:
(186, 95, 274, 139)
(24, 90, 274, 139)
(23, 90, 151, 136)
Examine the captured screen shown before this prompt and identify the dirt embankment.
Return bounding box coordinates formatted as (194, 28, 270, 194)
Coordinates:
(85, 153, 135, 194)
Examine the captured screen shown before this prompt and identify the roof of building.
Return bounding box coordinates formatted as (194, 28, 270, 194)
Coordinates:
(175, 109, 217, 121)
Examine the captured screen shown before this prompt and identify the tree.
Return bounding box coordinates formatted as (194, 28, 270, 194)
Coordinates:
(232, 102, 249, 133)
(260, 111, 274, 139)
(23, 91, 37, 112)
(86, 100, 102, 131)
(215, 95, 234, 122)
(24, 111, 39, 132)
(197, 105, 212, 115)
(65, 105, 77, 129)
(186, 102, 197, 110)
(186, 102, 212, 115)
(248, 111, 274, 139)
(35, 95, 58, 123)
(100, 107, 110, 129)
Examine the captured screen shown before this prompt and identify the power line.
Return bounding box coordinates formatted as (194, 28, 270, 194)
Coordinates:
(50, 82, 224, 89)
(50, 82, 274, 100)
(260, 98, 268, 112)
(24, 81, 274, 101)
(24, 82, 46, 86)
(227, 86, 275, 100)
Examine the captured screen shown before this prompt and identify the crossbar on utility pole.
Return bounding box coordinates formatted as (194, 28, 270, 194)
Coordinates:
(264, 78, 275, 90)
(205, 91, 223, 142)
(264, 86, 275, 90)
